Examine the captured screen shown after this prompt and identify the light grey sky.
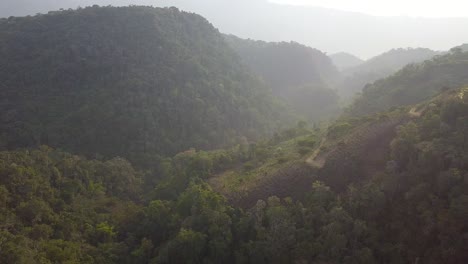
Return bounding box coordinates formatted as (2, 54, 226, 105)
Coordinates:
(270, 0, 468, 18)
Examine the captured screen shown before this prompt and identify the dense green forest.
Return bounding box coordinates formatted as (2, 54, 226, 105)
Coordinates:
(347, 49, 468, 116)
(0, 5, 468, 264)
(337, 48, 441, 99)
(0, 6, 290, 165)
(225, 35, 340, 122)
(1, 88, 467, 263)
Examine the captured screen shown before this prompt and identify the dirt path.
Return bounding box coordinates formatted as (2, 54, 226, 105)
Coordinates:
(408, 106, 423, 118)
(305, 138, 326, 168)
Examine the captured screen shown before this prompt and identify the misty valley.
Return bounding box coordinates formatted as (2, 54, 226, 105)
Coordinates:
(0, 2, 467, 264)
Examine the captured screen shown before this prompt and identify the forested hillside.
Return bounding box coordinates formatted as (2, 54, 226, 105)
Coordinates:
(0, 6, 289, 165)
(347, 49, 468, 116)
(2, 87, 466, 263)
(1, 4, 468, 264)
(338, 48, 441, 99)
(225, 34, 340, 122)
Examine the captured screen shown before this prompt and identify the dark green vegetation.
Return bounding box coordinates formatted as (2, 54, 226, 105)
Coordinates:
(347, 49, 468, 116)
(1, 5, 468, 264)
(0, 6, 289, 165)
(225, 34, 340, 122)
(2, 87, 467, 263)
(338, 48, 441, 99)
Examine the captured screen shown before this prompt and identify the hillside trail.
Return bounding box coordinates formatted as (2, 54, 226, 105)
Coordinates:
(408, 106, 424, 118)
(305, 137, 326, 168)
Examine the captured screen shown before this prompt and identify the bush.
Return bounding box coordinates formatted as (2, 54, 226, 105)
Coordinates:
(297, 138, 316, 148)
(277, 156, 289, 164)
(298, 146, 313, 155)
(243, 161, 256, 171)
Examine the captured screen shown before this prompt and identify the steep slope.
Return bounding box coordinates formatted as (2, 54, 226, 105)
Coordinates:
(329, 52, 364, 70)
(224, 34, 340, 122)
(346, 50, 468, 116)
(339, 48, 442, 99)
(0, 6, 289, 164)
(224, 34, 339, 92)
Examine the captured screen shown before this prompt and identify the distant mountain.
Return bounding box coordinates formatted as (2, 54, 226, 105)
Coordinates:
(0, 6, 290, 165)
(345, 48, 442, 76)
(225, 35, 339, 92)
(225, 34, 340, 122)
(346, 49, 468, 116)
(329, 52, 363, 70)
(338, 48, 442, 99)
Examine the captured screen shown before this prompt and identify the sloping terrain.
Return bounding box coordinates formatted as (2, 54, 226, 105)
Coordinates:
(225, 34, 339, 92)
(0, 6, 289, 165)
(206, 129, 316, 207)
(338, 48, 442, 99)
(210, 162, 316, 208)
(210, 90, 439, 206)
(224, 34, 341, 122)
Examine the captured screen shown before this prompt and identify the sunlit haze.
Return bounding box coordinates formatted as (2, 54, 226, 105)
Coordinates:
(270, 0, 468, 18)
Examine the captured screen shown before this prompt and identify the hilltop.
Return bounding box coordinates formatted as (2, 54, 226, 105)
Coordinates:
(338, 48, 442, 99)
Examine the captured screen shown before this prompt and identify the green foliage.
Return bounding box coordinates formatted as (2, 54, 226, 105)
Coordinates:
(327, 121, 353, 139)
(0, 6, 290, 166)
(0, 147, 144, 263)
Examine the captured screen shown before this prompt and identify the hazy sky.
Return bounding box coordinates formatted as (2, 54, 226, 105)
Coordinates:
(270, 0, 468, 18)
(1, 0, 467, 58)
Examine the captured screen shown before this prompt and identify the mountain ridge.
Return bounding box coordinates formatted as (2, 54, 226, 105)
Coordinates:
(0, 6, 290, 165)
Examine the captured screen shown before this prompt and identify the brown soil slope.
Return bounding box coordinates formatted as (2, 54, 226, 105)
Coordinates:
(211, 109, 425, 208)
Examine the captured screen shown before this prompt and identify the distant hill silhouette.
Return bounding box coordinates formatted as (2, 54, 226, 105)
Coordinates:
(225, 35, 341, 122)
(329, 52, 363, 70)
